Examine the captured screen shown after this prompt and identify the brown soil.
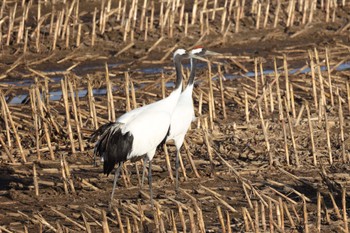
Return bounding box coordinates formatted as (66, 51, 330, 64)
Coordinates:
(1, 0, 350, 232)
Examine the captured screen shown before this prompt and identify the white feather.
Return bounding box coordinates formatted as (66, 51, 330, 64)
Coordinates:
(167, 84, 195, 149)
(125, 89, 182, 160)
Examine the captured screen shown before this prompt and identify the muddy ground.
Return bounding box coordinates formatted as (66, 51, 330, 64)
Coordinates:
(1, 0, 350, 232)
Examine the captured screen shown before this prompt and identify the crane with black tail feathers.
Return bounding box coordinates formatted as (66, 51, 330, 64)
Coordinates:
(91, 49, 202, 208)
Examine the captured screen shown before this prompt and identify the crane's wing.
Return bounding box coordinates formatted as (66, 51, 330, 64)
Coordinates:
(125, 109, 171, 159)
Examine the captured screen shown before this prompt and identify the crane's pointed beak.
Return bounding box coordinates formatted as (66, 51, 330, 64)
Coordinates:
(190, 54, 208, 62)
(190, 50, 221, 62)
(204, 50, 221, 56)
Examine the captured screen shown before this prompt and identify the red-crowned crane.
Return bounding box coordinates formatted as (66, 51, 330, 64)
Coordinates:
(92, 49, 201, 207)
(166, 47, 219, 191)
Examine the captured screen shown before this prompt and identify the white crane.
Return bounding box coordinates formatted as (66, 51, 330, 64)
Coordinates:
(166, 47, 219, 191)
(92, 49, 201, 207)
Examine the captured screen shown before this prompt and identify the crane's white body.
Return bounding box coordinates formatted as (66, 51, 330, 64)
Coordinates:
(124, 88, 181, 159)
(167, 84, 195, 149)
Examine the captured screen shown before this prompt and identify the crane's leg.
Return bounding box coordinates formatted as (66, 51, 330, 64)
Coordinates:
(148, 159, 154, 207)
(109, 162, 123, 209)
(175, 149, 180, 193)
(141, 156, 147, 188)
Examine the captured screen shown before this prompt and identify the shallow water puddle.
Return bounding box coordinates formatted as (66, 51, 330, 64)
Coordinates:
(5, 61, 350, 105)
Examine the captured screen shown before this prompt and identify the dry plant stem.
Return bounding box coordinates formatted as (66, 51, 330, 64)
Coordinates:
(314, 48, 326, 108)
(0, 91, 26, 162)
(0, 89, 12, 148)
(283, 55, 291, 111)
(317, 192, 321, 232)
(50, 206, 86, 231)
(217, 205, 226, 233)
(281, 101, 289, 165)
(29, 88, 41, 160)
(218, 67, 227, 119)
(178, 205, 187, 233)
(125, 218, 131, 233)
(260, 61, 269, 114)
(81, 213, 92, 233)
(161, 72, 166, 98)
(291, 203, 300, 224)
(290, 84, 296, 118)
(323, 105, 333, 164)
(242, 183, 253, 209)
(92, 8, 97, 46)
(68, 79, 84, 152)
(61, 78, 76, 154)
(263, 1, 270, 28)
(243, 207, 250, 232)
(204, 129, 214, 174)
(285, 99, 299, 167)
(87, 77, 98, 129)
(342, 188, 349, 233)
(101, 210, 110, 233)
(278, 198, 284, 231)
(337, 88, 347, 162)
(258, 102, 272, 165)
(329, 193, 342, 219)
(346, 80, 350, 114)
(114, 208, 124, 233)
(295, 104, 305, 126)
(245, 207, 255, 231)
(33, 163, 39, 196)
(63, 155, 76, 194)
(256, 3, 261, 29)
(325, 47, 334, 106)
(273, 0, 281, 28)
(245, 91, 250, 122)
(254, 201, 260, 232)
(309, 50, 318, 109)
(305, 103, 316, 165)
(303, 196, 309, 233)
(171, 211, 177, 233)
(321, 196, 331, 224)
(130, 80, 137, 109)
(283, 203, 295, 229)
(269, 85, 274, 113)
(60, 155, 69, 194)
(207, 61, 216, 124)
(261, 202, 266, 231)
(124, 72, 131, 112)
(188, 207, 197, 233)
(226, 210, 232, 233)
(163, 144, 174, 181)
(254, 58, 259, 97)
(0, 135, 15, 163)
(106, 63, 115, 121)
(268, 200, 274, 233)
(183, 141, 200, 178)
(35, 86, 54, 160)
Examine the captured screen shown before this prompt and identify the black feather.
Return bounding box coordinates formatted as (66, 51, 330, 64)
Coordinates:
(90, 122, 115, 142)
(93, 123, 134, 175)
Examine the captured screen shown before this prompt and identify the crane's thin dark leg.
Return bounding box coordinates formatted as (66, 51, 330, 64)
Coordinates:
(109, 162, 123, 209)
(141, 157, 147, 188)
(175, 149, 180, 193)
(148, 159, 153, 207)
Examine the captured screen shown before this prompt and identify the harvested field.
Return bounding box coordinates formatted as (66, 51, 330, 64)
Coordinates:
(1, 0, 350, 232)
